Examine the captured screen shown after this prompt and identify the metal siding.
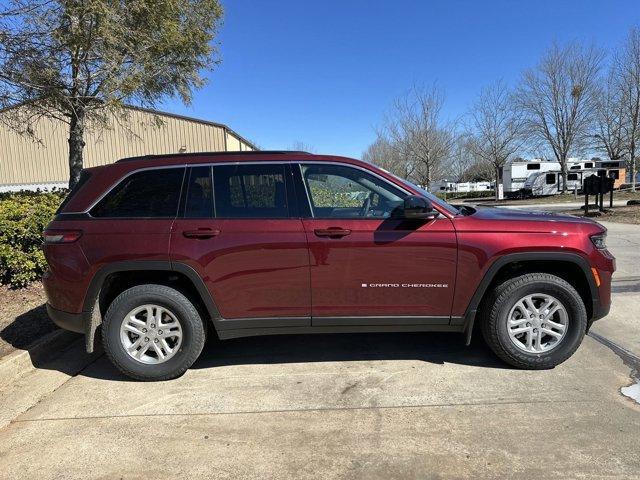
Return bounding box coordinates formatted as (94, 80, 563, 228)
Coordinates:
(0, 106, 233, 186)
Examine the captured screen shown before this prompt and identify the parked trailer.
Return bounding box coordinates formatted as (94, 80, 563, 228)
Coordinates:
(502, 158, 592, 197)
(522, 165, 625, 197)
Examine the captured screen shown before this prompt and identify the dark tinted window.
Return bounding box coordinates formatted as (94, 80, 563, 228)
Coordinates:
(184, 166, 213, 218)
(545, 173, 556, 185)
(527, 163, 541, 170)
(568, 173, 579, 180)
(585, 162, 594, 168)
(91, 168, 184, 218)
(213, 164, 288, 218)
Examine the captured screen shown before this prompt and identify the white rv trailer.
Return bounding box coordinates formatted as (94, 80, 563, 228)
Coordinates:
(502, 158, 592, 197)
(430, 180, 493, 193)
(522, 163, 623, 197)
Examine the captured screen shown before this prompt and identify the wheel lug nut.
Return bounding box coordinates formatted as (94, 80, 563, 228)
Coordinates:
(142, 328, 147, 333)
(526, 323, 531, 327)
(158, 330, 163, 335)
(150, 324, 155, 328)
(154, 338, 159, 343)
(144, 337, 149, 342)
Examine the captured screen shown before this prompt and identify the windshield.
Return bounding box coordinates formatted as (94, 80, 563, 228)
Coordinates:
(384, 171, 460, 215)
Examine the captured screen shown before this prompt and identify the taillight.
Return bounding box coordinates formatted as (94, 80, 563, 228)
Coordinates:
(43, 229, 82, 244)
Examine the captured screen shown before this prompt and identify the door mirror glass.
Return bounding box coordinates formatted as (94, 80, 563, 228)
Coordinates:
(399, 195, 438, 220)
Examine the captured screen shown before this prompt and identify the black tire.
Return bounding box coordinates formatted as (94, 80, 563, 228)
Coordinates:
(102, 284, 206, 381)
(480, 273, 587, 369)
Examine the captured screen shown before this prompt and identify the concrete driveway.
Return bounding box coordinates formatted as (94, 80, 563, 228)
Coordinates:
(0, 223, 639, 479)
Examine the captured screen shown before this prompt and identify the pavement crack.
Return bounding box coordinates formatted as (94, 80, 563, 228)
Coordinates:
(13, 398, 597, 424)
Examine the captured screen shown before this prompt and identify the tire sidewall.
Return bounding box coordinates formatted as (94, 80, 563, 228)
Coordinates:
(103, 285, 204, 380)
(494, 280, 586, 366)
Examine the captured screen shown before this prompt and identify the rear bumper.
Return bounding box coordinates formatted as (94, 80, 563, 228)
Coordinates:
(46, 303, 86, 334)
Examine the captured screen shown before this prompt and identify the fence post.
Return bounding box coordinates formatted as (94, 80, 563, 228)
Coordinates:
(585, 191, 589, 215)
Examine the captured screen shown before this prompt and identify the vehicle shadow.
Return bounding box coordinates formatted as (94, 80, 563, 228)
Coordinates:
(191, 330, 510, 371)
(7, 304, 511, 382)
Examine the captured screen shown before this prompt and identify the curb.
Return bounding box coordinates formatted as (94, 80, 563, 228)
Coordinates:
(0, 329, 80, 387)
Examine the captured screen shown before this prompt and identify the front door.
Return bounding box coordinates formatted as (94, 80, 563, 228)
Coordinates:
(170, 164, 311, 329)
(295, 163, 457, 325)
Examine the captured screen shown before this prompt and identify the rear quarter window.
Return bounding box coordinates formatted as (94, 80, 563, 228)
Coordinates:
(56, 170, 92, 213)
(90, 168, 185, 218)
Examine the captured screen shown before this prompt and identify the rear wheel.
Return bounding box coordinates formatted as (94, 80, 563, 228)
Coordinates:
(102, 284, 205, 381)
(480, 273, 587, 369)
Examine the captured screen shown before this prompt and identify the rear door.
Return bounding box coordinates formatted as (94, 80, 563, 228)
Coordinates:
(295, 162, 457, 324)
(170, 163, 311, 329)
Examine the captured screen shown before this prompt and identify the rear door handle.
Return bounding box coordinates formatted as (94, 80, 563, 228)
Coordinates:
(314, 228, 352, 238)
(183, 228, 221, 239)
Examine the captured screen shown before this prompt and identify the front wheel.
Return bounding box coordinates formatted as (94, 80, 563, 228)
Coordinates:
(480, 273, 587, 369)
(102, 284, 206, 381)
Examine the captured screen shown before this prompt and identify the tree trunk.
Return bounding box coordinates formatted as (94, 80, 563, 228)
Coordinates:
(560, 158, 568, 193)
(632, 154, 637, 192)
(495, 166, 500, 201)
(68, 108, 86, 189)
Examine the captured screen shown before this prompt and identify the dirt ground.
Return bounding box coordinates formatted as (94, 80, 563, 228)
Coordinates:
(0, 282, 57, 359)
(559, 205, 640, 224)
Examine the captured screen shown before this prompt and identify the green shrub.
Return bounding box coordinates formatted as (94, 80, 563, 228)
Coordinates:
(434, 190, 495, 200)
(0, 191, 65, 288)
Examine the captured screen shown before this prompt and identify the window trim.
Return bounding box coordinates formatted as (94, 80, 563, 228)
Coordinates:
(296, 162, 409, 219)
(88, 166, 187, 219)
(79, 161, 413, 220)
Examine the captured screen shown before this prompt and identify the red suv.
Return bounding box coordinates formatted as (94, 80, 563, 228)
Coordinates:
(43, 151, 615, 380)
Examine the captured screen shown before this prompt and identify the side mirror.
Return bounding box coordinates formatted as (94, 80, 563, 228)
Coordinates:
(401, 195, 438, 220)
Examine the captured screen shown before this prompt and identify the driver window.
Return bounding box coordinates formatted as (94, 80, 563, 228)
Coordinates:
(301, 164, 404, 218)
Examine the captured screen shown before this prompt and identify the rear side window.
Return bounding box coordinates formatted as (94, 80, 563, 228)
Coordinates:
(183, 166, 214, 218)
(91, 168, 185, 218)
(213, 164, 288, 218)
(545, 173, 556, 185)
(56, 169, 92, 213)
(527, 163, 540, 170)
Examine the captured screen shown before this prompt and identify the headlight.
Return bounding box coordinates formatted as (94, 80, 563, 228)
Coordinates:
(590, 233, 607, 250)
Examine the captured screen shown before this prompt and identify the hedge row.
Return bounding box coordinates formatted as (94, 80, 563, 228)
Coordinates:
(0, 191, 65, 288)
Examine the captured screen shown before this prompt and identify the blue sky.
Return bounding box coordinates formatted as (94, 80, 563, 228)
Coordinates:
(163, 0, 640, 158)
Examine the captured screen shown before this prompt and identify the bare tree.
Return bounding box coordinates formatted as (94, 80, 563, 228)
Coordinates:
(382, 85, 457, 187)
(447, 134, 476, 182)
(362, 135, 416, 180)
(516, 42, 603, 192)
(469, 80, 525, 200)
(593, 69, 628, 161)
(290, 141, 315, 153)
(615, 27, 640, 190)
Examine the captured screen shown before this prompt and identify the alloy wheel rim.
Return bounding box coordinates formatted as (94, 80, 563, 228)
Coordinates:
(120, 304, 183, 364)
(507, 293, 568, 354)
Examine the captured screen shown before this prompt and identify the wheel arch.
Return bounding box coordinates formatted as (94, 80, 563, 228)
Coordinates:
(462, 252, 599, 345)
(82, 261, 222, 352)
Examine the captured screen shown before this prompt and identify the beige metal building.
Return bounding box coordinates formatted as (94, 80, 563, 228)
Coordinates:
(0, 104, 256, 190)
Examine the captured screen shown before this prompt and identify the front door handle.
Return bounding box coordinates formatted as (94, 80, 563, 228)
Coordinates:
(314, 228, 352, 238)
(183, 228, 221, 239)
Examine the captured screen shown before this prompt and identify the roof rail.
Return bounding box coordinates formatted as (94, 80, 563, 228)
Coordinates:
(115, 150, 312, 163)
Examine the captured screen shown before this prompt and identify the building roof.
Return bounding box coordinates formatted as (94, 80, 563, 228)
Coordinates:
(0, 101, 258, 151)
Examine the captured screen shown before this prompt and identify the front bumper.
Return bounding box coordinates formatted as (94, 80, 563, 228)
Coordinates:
(46, 303, 87, 334)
